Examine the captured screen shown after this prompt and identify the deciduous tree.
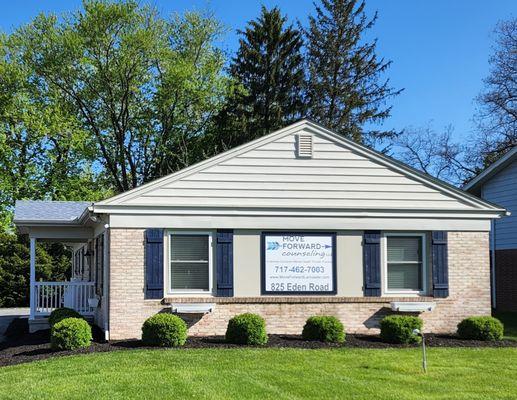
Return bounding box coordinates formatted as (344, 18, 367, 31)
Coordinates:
(475, 18, 517, 165)
(8, 0, 229, 192)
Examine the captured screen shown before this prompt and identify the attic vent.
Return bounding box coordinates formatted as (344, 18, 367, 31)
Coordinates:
(296, 134, 313, 158)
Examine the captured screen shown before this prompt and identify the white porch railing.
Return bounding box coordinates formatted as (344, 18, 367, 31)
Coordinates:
(34, 281, 96, 317)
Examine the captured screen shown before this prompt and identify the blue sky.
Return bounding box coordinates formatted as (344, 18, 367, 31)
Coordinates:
(1, 0, 515, 141)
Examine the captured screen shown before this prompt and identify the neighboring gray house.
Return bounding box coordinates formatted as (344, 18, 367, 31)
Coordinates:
(14, 120, 506, 340)
(465, 147, 517, 311)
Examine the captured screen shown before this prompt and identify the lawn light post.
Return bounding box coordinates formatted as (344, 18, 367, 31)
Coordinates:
(413, 329, 427, 373)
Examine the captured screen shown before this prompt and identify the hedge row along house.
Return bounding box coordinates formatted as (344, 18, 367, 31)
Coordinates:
(14, 120, 507, 340)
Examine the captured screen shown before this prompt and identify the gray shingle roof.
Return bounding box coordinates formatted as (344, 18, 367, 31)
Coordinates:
(14, 200, 91, 224)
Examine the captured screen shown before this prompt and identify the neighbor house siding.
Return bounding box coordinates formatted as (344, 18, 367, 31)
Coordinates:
(117, 130, 473, 210)
(481, 159, 517, 250)
(108, 229, 490, 340)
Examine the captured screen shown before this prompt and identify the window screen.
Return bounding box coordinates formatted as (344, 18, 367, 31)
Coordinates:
(387, 236, 423, 291)
(170, 235, 209, 291)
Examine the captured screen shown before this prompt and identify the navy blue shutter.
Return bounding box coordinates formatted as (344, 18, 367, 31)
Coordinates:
(363, 231, 381, 296)
(432, 231, 449, 298)
(216, 230, 234, 297)
(145, 229, 164, 299)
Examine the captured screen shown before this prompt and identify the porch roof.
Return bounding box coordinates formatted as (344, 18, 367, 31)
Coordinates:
(14, 201, 94, 240)
(14, 200, 91, 226)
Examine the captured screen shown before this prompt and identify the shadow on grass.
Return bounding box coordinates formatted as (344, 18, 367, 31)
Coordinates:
(493, 310, 517, 340)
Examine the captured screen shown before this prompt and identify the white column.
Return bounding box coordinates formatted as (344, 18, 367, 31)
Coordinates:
(103, 227, 110, 341)
(29, 237, 36, 320)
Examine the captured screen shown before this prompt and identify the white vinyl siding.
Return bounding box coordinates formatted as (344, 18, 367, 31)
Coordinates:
(481, 160, 517, 250)
(169, 233, 212, 293)
(120, 130, 474, 210)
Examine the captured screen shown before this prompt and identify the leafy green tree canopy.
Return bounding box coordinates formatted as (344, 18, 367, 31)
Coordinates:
(6, 0, 230, 193)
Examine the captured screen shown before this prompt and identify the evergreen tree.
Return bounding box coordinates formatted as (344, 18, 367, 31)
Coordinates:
(215, 6, 305, 149)
(305, 0, 401, 143)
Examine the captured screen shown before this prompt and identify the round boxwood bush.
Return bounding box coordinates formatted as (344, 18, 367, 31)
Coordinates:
(48, 307, 82, 327)
(141, 314, 188, 347)
(380, 315, 423, 344)
(225, 313, 268, 345)
(50, 317, 92, 350)
(457, 316, 504, 341)
(302, 316, 345, 343)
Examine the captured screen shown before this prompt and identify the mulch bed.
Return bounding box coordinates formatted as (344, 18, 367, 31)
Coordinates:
(0, 328, 515, 368)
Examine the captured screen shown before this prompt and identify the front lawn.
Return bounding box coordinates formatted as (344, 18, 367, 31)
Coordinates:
(0, 348, 515, 399)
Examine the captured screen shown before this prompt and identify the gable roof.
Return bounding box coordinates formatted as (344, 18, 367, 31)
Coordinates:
(14, 200, 91, 225)
(464, 146, 517, 195)
(93, 120, 505, 216)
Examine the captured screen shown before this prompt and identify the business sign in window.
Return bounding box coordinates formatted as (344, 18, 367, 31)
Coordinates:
(261, 232, 337, 295)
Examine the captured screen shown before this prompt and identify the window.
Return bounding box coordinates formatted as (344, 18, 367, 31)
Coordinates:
(169, 233, 212, 292)
(386, 235, 425, 293)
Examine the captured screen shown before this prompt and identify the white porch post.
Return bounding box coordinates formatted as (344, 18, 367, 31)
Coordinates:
(29, 237, 36, 320)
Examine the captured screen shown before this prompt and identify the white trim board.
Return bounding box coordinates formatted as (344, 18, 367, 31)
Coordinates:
(108, 214, 491, 231)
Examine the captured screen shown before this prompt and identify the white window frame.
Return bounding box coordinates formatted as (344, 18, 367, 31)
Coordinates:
(166, 231, 213, 295)
(382, 232, 427, 296)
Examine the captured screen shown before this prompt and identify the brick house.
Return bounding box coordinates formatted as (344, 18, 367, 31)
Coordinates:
(14, 120, 507, 340)
(465, 147, 517, 312)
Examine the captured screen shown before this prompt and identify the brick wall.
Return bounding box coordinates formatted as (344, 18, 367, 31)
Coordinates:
(108, 229, 491, 340)
(494, 249, 517, 312)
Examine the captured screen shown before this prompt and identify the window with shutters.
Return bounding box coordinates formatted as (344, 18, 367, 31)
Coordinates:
(384, 233, 427, 294)
(168, 232, 213, 293)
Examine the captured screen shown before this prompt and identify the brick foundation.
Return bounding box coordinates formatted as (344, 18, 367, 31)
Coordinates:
(494, 249, 517, 312)
(108, 230, 491, 340)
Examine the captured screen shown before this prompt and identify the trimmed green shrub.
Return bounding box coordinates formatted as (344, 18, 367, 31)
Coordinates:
(457, 316, 504, 341)
(225, 313, 268, 345)
(302, 316, 345, 343)
(50, 317, 92, 350)
(380, 315, 423, 344)
(48, 307, 82, 327)
(141, 314, 188, 347)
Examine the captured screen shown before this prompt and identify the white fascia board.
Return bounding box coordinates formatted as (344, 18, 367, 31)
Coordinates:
(92, 204, 503, 219)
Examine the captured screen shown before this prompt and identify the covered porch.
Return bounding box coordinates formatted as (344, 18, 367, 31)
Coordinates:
(14, 201, 107, 330)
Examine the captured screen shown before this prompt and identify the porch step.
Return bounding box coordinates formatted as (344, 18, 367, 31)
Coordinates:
(29, 315, 94, 333)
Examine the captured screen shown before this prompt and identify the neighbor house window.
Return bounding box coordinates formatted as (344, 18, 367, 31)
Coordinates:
(169, 233, 212, 292)
(386, 234, 425, 293)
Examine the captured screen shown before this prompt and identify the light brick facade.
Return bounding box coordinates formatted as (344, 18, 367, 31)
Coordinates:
(108, 229, 491, 340)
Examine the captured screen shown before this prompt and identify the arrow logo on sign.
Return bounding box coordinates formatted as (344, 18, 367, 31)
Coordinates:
(267, 242, 280, 250)
(324, 244, 332, 249)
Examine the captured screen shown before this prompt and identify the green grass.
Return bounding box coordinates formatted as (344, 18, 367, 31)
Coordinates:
(494, 311, 517, 340)
(0, 348, 516, 399)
